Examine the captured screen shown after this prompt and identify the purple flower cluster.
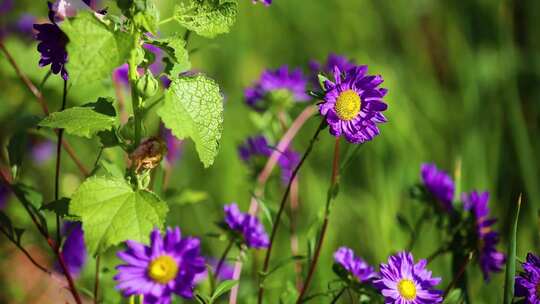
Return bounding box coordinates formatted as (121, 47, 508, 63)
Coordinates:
(462, 191, 505, 280)
(224, 203, 269, 248)
(319, 65, 388, 144)
(515, 253, 540, 304)
(420, 163, 455, 212)
(244, 65, 309, 111)
(60, 221, 87, 277)
(375, 252, 443, 304)
(238, 135, 299, 183)
(115, 228, 206, 303)
(333, 247, 377, 283)
(33, 2, 69, 79)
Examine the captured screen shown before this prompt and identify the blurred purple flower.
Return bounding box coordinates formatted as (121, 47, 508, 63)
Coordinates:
(238, 135, 299, 183)
(224, 203, 269, 249)
(252, 0, 272, 6)
(375, 252, 443, 304)
(515, 253, 540, 303)
(319, 65, 388, 144)
(244, 65, 309, 111)
(31, 140, 54, 164)
(420, 163, 455, 212)
(194, 258, 235, 283)
(334, 247, 377, 283)
(161, 126, 183, 166)
(15, 14, 37, 37)
(58, 221, 87, 277)
(462, 191, 505, 281)
(115, 227, 206, 301)
(0, 0, 13, 14)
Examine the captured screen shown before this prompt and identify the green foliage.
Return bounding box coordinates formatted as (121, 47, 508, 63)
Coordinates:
(158, 74, 224, 168)
(70, 176, 168, 255)
(41, 197, 72, 218)
(147, 35, 191, 77)
(443, 289, 464, 304)
(209, 280, 238, 303)
(503, 195, 522, 304)
(175, 0, 238, 38)
(0, 211, 25, 245)
(11, 184, 48, 234)
(7, 116, 40, 178)
(61, 12, 133, 86)
(39, 98, 118, 138)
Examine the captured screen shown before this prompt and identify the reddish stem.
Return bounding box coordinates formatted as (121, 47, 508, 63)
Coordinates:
(296, 138, 341, 303)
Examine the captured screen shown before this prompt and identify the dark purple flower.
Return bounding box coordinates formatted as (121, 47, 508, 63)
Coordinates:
(161, 126, 183, 165)
(59, 221, 87, 277)
(515, 253, 540, 303)
(33, 2, 69, 80)
(238, 135, 299, 183)
(252, 0, 272, 6)
(462, 191, 505, 281)
(0, 180, 9, 209)
(244, 65, 309, 111)
(420, 163, 455, 212)
(224, 203, 269, 249)
(319, 65, 388, 144)
(375, 252, 443, 304)
(115, 227, 206, 302)
(0, 0, 13, 14)
(334, 247, 377, 283)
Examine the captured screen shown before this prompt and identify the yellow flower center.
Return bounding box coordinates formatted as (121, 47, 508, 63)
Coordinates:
(397, 279, 417, 300)
(334, 90, 361, 121)
(147, 255, 179, 284)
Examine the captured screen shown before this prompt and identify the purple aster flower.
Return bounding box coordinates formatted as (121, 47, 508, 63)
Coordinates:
(33, 2, 69, 80)
(238, 135, 299, 183)
(115, 227, 206, 303)
(375, 252, 443, 304)
(420, 163, 455, 212)
(0, 180, 9, 209)
(334, 247, 377, 283)
(59, 221, 87, 277)
(244, 65, 309, 111)
(462, 191, 505, 281)
(252, 0, 272, 6)
(310, 54, 356, 83)
(161, 126, 183, 165)
(515, 253, 540, 303)
(224, 203, 269, 249)
(319, 65, 388, 144)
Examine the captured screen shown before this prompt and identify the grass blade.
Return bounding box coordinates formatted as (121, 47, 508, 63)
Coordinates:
(503, 194, 522, 304)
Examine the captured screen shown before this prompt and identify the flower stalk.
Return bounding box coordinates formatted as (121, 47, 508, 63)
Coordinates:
(257, 119, 326, 304)
(296, 137, 341, 303)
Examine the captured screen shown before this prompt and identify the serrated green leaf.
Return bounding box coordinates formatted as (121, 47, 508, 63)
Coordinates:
(157, 74, 224, 168)
(174, 0, 238, 38)
(39, 99, 118, 138)
(504, 194, 522, 304)
(148, 35, 191, 77)
(70, 176, 168, 255)
(61, 12, 133, 86)
(210, 280, 237, 303)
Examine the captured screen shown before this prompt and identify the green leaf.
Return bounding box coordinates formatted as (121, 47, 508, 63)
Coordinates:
(209, 280, 237, 303)
(157, 74, 224, 168)
(61, 12, 133, 86)
(41, 197, 71, 218)
(148, 35, 191, 77)
(70, 176, 168, 255)
(39, 98, 119, 138)
(7, 116, 41, 178)
(503, 194, 522, 304)
(0, 211, 25, 244)
(174, 0, 238, 38)
(443, 289, 463, 304)
(11, 183, 48, 233)
(171, 189, 209, 206)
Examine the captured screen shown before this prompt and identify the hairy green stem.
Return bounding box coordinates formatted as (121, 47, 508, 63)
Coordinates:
(296, 137, 341, 303)
(257, 119, 326, 304)
(128, 33, 143, 148)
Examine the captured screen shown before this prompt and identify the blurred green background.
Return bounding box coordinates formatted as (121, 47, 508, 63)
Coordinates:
(1, 0, 539, 303)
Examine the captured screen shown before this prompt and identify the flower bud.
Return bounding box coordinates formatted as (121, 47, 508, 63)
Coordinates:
(136, 71, 159, 99)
